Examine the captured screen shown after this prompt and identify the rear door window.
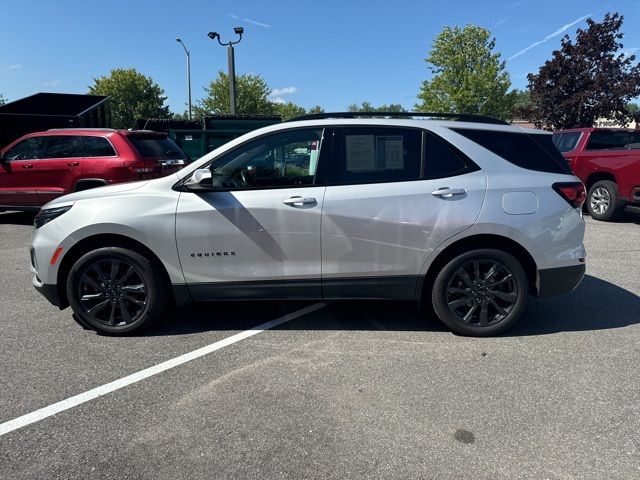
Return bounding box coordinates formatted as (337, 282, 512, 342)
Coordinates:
(552, 132, 581, 152)
(585, 130, 640, 150)
(43, 136, 83, 159)
(83, 136, 116, 157)
(452, 129, 571, 174)
(128, 136, 186, 159)
(333, 127, 422, 185)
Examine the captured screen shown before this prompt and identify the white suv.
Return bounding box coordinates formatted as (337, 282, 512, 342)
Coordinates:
(30, 113, 587, 336)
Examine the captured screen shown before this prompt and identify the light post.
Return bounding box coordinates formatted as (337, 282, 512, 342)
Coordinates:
(207, 27, 244, 115)
(175, 38, 192, 120)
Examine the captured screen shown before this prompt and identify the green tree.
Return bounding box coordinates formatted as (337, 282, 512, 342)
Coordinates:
(273, 101, 306, 120)
(88, 68, 170, 128)
(0, 94, 5, 106)
(195, 71, 276, 116)
(525, 13, 640, 129)
(307, 105, 325, 114)
(509, 88, 532, 120)
(416, 24, 514, 120)
(347, 102, 405, 112)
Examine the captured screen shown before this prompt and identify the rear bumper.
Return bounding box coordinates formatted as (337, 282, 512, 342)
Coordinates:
(536, 264, 586, 297)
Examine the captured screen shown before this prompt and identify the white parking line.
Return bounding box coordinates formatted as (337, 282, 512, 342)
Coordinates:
(0, 302, 327, 437)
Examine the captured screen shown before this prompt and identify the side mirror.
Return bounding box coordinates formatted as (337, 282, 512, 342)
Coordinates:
(184, 168, 213, 190)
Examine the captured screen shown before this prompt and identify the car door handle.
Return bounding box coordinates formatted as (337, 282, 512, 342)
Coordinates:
(21, 164, 33, 169)
(431, 187, 466, 198)
(282, 196, 317, 206)
(67, 161, 80, 167)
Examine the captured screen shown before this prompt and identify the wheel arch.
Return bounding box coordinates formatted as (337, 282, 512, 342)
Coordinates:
(56, 233, 177, 309)
(417, 234, 539, 305)
(584, 171, 617, 191)
(73, 178, 109, 192)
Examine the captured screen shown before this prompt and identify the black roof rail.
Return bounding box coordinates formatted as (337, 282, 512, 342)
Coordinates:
(287, 111, 508, 125)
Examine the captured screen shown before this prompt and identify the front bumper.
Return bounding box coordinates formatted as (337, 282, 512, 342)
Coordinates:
(32, 275, 62, 307)
(536, 264, 586, 297)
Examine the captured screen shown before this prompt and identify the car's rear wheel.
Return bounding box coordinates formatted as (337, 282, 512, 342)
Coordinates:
(587, 180, 622, 221)
(431, 249, 528, 336)
(66, 247, 167, 335)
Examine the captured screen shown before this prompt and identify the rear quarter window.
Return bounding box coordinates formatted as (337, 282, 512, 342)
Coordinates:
(451, 128, 572, 175)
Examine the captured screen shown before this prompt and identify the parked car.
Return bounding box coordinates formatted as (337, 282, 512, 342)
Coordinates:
(0, 128, 187, 211)
(30, 113, 586, 337)
(553, 128, 640, 221)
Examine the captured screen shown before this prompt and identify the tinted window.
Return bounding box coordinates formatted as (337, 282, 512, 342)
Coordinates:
(44, 136, 83, 159)
(128, 136, 186, 159)
(424, 131, 475, 178)
(4, 137, 44, 160)
(335, 127, 422, 184)
(209, 128, 324, 189)
(83, 136, 116, 157)
(452, 129, 571, 174)
(552, 132, 581, 152)
(586, 130, 640, 150)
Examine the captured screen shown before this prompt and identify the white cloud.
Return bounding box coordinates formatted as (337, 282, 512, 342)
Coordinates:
(8, 64, 22, 70)
(242, 17, 271, 28)
(507, 0, 526, 10)
(271, 86, 297, 96)
(227, 13, 271, 28)
(508, 13, 593, 61)
(271, 97, 286, 104)
(43, 80, 61, 87)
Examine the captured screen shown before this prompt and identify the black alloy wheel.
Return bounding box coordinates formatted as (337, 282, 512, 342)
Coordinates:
(67, 247, 167, 335)
(77, 258, 148, 327)
(445, 259, 518, 327)
(431, 248, 528, 336)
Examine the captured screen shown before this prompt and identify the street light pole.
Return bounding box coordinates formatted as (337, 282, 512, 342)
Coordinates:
(207, 27, 244, 115)
(176, 38, 192, 120)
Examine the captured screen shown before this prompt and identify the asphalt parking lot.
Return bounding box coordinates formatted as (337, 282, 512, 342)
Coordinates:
(0, 211, 639, 479)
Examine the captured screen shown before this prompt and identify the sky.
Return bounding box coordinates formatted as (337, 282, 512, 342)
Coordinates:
(1, 0, 639, 113)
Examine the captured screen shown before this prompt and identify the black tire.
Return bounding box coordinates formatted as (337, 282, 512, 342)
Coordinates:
(587, 180, 623, 221)
(66, 247, 167, 335)
(431, 249, 528, 337)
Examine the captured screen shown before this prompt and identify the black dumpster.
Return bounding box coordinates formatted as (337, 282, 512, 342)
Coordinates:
(0, 93, 110, 149)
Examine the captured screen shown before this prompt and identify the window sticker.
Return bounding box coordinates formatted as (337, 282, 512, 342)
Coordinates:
(346, 135, 376, 171)
(377, 135, 404, 169)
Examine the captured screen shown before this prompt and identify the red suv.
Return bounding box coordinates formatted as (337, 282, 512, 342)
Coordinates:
(553, 128, 640, 221)
(0, 129, 187, 211)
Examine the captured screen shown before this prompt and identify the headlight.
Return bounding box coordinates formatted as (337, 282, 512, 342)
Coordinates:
(34, 206, 72, 229)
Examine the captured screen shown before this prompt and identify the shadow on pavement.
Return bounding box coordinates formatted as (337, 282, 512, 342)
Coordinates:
(145, 274, 639, 337)
(0, 211, 36, 226)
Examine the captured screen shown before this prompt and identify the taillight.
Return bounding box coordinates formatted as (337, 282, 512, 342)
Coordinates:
(552, 182, 586, 208)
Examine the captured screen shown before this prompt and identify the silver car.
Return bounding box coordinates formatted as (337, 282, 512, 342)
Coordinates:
(30, 113, 587, 336)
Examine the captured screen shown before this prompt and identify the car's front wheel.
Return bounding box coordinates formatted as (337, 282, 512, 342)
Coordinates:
(431, 249, 528, 336)
(66, 247, 167, 335)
